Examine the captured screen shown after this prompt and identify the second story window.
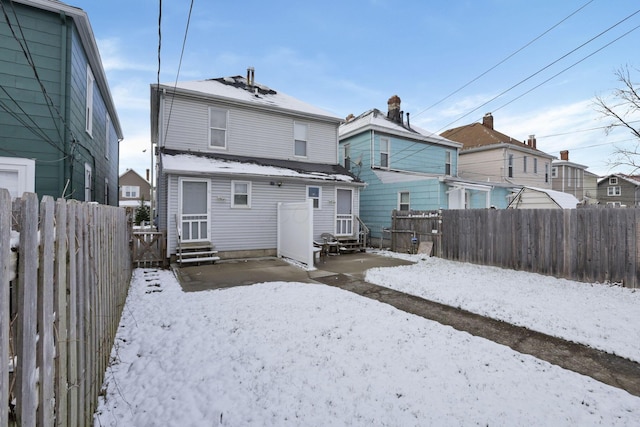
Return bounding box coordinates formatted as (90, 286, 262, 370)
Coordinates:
(122, 185, 140, 198)
(609, 177, 618, 185)
(551, 166, 557, 178)
(105, 114, 111, 159)
(398, 191, 410, 211)
(86, 65, 94, 136)
(567, 168, 572, 187)
(608, 186, 621, 196)
(534, 158, 538, 174)
(342, 143, 351, 170)
(445, 151, 452, 175)
(209, 107, 228, 148)
(545, 164, 549, 183)
(507, 154, 513, 178)
(294, 122, 308, 157)
(523, 156, 528, 173)
(307, 186, 321, 209)
(380, 137, 390, 168)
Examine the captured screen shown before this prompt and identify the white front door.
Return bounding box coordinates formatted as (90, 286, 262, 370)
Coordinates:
(336, 188, 353, 236)
(179, 179, 210, 242)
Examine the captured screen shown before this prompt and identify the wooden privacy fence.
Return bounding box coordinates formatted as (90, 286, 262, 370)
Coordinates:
(391, 208, 640, 288)
(0, 190, 132, 426)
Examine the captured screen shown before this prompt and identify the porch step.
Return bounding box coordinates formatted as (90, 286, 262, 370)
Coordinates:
(178, 256, 221, 264)
(177, 241, 219, 265)
(337, 238, 365, 253)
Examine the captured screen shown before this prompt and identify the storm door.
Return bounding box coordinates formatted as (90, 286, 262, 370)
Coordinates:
(179, 179, 210, 242)
(336, 188, 353, 236)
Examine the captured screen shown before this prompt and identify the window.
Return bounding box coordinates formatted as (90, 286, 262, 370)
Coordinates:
(232, 181, 251, 208)
(105, 114, 111, 159)
(84, 163, 92, 202)
(507, 154, 513, 178)
(122, 185, 140, 198)
(398, 191, 410, 211)
(0, 156, 35, 199)
(609, 177, 618, 185)
(608, 186, 621, 196)
(105, 178, 109, 204)
(380, 137, 389, 168)
(567, 168, 572, 187)
(545, 164, 549, 183)
(209, 107, 228, 148)
(533, 158, 538, 174)
(307, 186, 321, 209)
(294, 122, 308, 157)
(523, 156, 528, 173)
(445, 151, 452, 175)
(86, 65, 94, 136)
(551, 167, 557, 178)
(342, 143, 351, 170)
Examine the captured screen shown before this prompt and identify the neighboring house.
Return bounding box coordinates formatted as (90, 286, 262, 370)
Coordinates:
(507, 187, 579, 209)
(551, 150, 589, 202)
(150, 69, 363, 262)
(338, 96, 511, 244)
(0, 0, 123, 203)
(597, 174, 640, 207)
(118, 169, 151, 208)
(441, 113, 555, 197)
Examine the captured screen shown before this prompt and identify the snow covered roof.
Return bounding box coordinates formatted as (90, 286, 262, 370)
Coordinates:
(508, 187, 579, 209)
(160, 149, 362, 184)
(339, 109, 461, 149)
(161, 75, 341, 122)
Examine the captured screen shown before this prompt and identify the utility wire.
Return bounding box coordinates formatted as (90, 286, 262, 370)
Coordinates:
(413, 0, 594, 119)
(388, 8, 640, 167)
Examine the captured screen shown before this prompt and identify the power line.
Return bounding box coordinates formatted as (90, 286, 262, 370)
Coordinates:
(413, 0, 595, 119)
(387, 8, 640, 167)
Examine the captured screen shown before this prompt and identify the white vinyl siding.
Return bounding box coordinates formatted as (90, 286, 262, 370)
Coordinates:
(161, 96, 337, 163)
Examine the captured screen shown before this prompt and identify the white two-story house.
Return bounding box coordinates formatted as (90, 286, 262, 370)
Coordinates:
(150, 69, 363, 262)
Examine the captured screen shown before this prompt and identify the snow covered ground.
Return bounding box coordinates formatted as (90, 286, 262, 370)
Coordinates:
(94, 257, 640, 426)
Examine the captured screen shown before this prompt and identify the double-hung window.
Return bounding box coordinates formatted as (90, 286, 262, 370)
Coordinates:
(232, 181, 251, 208)
(105, 114, 111, 159)
(523, 156, 528, 173)
(122, 185, 140, 198)
(380, 137, 390, 168)
(294, 122, 308, 157)
(507, 154, 513, 178)
(533, 158, 538, 174)
(307, 186, 321, 209)
(608, 186, 621, 196)
(445, 151, 452, 175)
(398, 191, 410, 211)
(86, 65, 94, 136)
(209, 107, 228, 148)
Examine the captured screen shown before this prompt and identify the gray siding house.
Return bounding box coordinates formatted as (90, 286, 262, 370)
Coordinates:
(0, 0, 122, 203)
(597, 174, 640, 207)
(151, 70, 363, 261)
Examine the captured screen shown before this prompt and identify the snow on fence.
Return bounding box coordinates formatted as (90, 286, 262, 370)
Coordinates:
(1, 190, 132, 426)
(392, 208, 640, 288)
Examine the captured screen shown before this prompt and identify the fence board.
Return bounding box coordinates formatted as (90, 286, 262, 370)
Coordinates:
(0, 190, 10, 426)
(54, 198, 69, 427)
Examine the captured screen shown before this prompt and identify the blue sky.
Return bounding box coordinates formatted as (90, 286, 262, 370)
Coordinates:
(73, 0, 640, 177)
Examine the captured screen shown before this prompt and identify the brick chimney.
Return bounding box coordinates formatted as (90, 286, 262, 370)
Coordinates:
(482, 112, 494, 129)
(560, 150, 569, 161)
(387, 95, 401, 124)
(527, 135, 537, 150)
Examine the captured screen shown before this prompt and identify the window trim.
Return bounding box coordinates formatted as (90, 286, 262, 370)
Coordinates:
(208, 107, 228, 149)
(507, 154, 513, 178)
(533, 158, 538, 174)
(105, 114, 111, 159)
(231, 180, 251, 208)
(122, 185, 140, 198)
(398, 191, 410, 211)
(307, 185, 321, 209)
(609, 177, 618, 185)
(86, 65, 94, 136)
(445, 151, 452, 175)
(294, 122, 308, 158)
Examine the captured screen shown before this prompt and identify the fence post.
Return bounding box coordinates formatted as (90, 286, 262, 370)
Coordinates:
(0, 189, 10, 426)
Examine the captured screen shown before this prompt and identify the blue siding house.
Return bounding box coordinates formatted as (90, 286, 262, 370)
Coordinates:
(0, 0, 122, 203)
(339, 96, 509, 243)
